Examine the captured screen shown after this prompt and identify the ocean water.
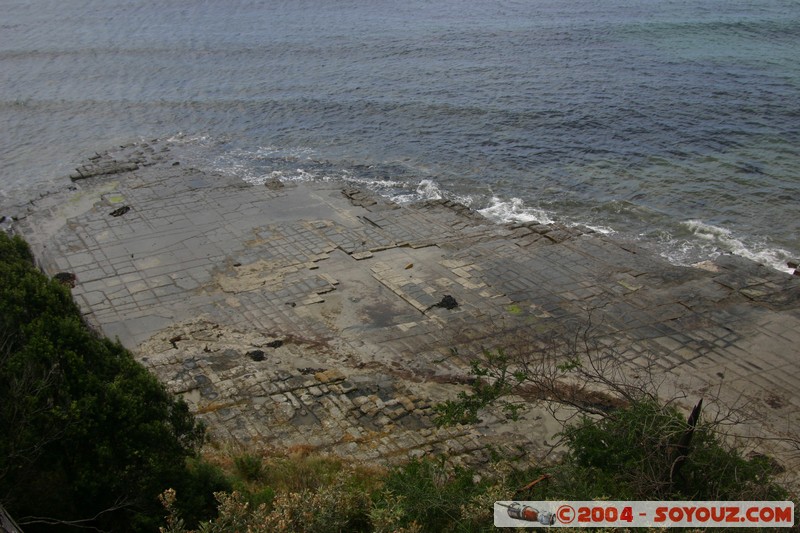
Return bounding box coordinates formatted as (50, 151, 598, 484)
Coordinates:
(1, 0, 798, 271)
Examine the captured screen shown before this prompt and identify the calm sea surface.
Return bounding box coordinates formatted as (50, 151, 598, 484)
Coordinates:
(1, 0, 798, 271)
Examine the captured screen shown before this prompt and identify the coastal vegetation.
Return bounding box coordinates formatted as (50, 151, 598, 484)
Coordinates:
(158, 389, 788, 532)
(0, 233, 229, 531)
(432, 343, 790, 502)
(0, 232, 792, 531)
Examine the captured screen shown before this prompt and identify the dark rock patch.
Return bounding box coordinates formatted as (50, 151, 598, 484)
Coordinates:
(54, 272, 77, 288)
(247, 350, 266, 362)
(426, 294, 459, 311)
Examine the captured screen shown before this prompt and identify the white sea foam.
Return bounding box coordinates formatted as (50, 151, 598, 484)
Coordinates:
(392, 179, 443, 203)
(197, 142, 796, 275)
(212, 159, 259, 183)
(415, 179, 444, 201)
(208, 143, 316, 162)
(390, 179, 477, 207)
(577, 223, 616, 235)
(477, 196, 554, 225)
(664, 219, 795, 274)
(166, 133, 210, 144)
(278, 168, 319, 183)
(339, 170, 406, 190)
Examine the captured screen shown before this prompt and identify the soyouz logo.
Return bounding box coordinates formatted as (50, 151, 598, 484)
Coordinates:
(493, 501, 795, 528)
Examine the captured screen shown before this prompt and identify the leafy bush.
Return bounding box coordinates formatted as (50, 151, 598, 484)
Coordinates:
(233, 453, 265, 483)
(546, 399, 788, 501)
(431, 342, 790, 504)
(176, 458, 233, 528)
(162, 468, 372, 533)
(0, 233, 221, 531)
(161, 453, 506, 533)
(371, 457, 498, 533)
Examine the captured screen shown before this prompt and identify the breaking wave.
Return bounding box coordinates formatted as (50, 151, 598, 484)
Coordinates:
(478, 196, 554, 225)
(659, 220, 795, 274)
(187, 140, 796, 275)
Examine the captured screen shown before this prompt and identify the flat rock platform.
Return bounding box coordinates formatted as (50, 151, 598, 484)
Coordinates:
(8, 141, 800, 484)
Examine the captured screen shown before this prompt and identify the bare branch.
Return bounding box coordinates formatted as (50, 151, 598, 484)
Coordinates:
(18, 497, 132, 532)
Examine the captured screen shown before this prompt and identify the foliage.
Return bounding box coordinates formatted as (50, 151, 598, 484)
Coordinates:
(551, 398, 787, 501)
(370, 457, 497, 533)
(0, 233, 223, 531)
(161, 452, 508, 533)
(433, 348, 525, 425)
(177, 459, 234, 528)
(252, 452, 354, 493)
(431, 337, 790, 504)
(161, 461, 373, 533)
(233, 453, 265, 483)
(161, 442, 792, 533)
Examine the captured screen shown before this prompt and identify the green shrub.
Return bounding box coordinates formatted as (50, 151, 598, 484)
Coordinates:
(432, 342, 789, 505)
(234, 453, 265, 483)
(0, 233, 211, 531)
(175, 458, 233, 528)
(161, 467, 373, 533)
(258, 453, 357, 493)
(512, 399, 788, 503)
(373, 457, 494, 533)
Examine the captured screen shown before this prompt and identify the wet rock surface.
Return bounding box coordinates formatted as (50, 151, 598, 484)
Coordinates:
(9, 140, 800, 483)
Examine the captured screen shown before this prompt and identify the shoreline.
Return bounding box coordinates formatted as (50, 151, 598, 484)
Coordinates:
(8, 140, 800, 485)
